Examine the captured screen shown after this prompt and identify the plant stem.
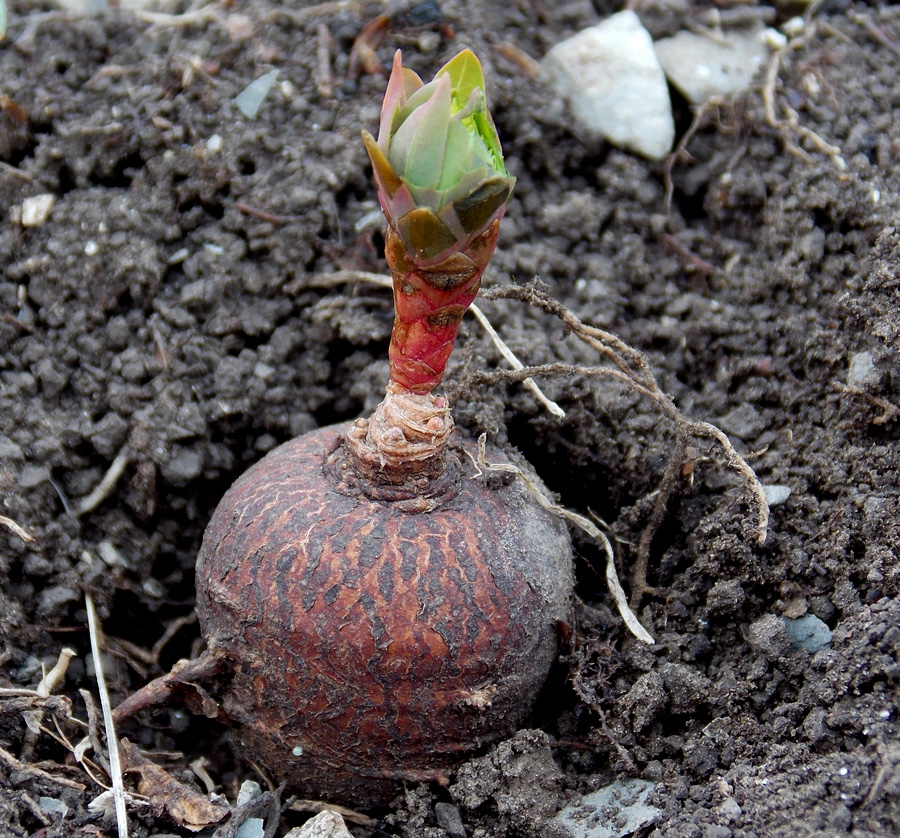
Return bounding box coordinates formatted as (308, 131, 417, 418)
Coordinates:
(385, 220, 500, 394)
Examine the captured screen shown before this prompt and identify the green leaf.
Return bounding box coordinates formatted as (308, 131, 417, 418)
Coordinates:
(436, 49, 486, 116)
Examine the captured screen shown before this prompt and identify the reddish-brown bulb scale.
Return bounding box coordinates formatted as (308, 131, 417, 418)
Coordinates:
(195, 421, 573, 806)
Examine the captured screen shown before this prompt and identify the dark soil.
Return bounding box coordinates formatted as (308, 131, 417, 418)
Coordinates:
(1, 1, 898, 837)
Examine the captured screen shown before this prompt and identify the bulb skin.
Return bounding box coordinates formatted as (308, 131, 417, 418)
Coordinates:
(195, 422, 573, 807)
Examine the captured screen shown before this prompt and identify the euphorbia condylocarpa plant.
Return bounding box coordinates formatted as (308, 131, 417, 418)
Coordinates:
(115, 50, 572, 809)
(347, 49, 517, 495)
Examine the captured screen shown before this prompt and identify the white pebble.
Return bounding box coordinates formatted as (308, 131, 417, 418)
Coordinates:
(655, 28, 770, 105)
(21, 194, 56, 227)
(285, 810, 354, 838)
(762, 484, 792, 506)
(541, 11, 674, 160)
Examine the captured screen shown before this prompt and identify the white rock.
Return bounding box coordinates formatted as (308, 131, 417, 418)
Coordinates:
(541, 11, 674, 160)
(847, 351, 878, 389)
(654, 27, 770, 105)
(553, 778, 661, 838)
(234, 69, 280, 119)
(285, 811, 353, 838)
(762, 484, 792, 506)
(21, 194, 56, 227)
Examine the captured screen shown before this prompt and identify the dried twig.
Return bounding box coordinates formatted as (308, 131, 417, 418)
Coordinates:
(478, 284, 770, 548)
(761, 25, 845, 168)
(468, 303, 565, 418)
(0, 514, 34, 542)
(831, 382, 899, 425)
(631, 440, 686, 607)
(86, 592, 129, 838)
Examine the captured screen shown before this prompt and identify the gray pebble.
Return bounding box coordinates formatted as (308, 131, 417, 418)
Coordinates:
(435, 802, 466, 838)
(746, 614, 792, 660)
(160, 446, 203, 485)
(782, 614, 832, 654)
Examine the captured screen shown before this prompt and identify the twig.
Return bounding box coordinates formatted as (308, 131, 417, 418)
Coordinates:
(315, 22, 333, 98)
(269, 1, 389, 25)
(761, 25, 845, 168)
(467, 359, 770, 546)
(0, 744, 86, 790)
(86, 592, 129, 838)
(76, 449, 130, 517)
(134, 5, 221, 28)
(831, 381, 899, 425)
(631, 440, 686, 607)
(477, 285, 770, 546)
(0, 514, 34, 542)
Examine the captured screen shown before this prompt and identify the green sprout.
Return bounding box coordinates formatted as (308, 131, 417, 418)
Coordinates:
(362, 49, 515, 265)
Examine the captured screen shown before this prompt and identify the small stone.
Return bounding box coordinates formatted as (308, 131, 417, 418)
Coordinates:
(718, 796, 742, 820)
(435, 802, 466, 838)
(746, 614, 791, 660)
(224, 13, 255, 42)
(541, 11, 674, 160)
(21, 194, 56, 227)
(782, 614, 832, 654)
(762, 484, 791, 506)
(553, 779, 661, 838)
(160, 446, 204, 485)
(285, 810, 353, 838)
(235, 819, 264, 838)
(236, 780, 262, 807)
(655, 28, 770, 105)
(703, 826, 732, 838)
(18, 464, 50, 489)
(847, 351, 879, 389)
(38, 796, 68, 817)
(234, 70, 280, 119)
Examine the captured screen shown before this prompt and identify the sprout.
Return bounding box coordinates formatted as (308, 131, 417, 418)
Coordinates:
(362, 50, 515, 266)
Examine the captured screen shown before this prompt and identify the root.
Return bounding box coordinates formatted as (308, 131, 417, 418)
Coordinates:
(472, 434, 654, 644)
(761, 22, 845, 169)
(469, 285, 770, 611)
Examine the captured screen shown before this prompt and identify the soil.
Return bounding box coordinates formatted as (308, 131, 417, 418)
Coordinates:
(1, 1, 898, 837)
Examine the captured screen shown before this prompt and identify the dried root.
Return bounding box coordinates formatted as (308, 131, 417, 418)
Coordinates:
(761, 21, 845, 169)
(470, 284, 770, 610)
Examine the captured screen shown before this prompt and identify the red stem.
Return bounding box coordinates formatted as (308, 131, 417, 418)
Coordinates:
(385, 219, 501, 394)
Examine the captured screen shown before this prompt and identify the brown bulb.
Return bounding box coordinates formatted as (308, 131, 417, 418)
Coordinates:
(195, 421, 573, 806)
